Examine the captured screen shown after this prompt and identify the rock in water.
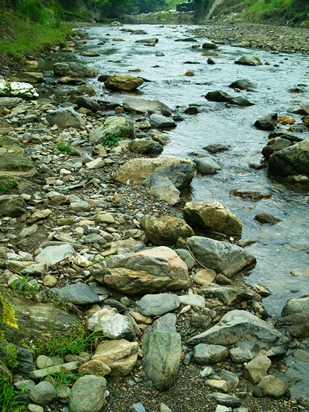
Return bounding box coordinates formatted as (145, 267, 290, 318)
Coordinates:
(142, 314, 182, 391)
(268, 140, 309, 178)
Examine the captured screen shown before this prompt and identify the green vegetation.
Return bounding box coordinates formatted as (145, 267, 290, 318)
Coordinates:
(214, 0, 309, 26)
(102, 134, 124, 147)
(0, 383, 26, 412)
(0, 179, 18, 193)
(10, 274, 40, 292)
(0, 293, 18, 330)
(56, 143, 76, 154)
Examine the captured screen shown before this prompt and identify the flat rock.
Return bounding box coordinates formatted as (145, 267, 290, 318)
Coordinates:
(137, 293, 181, 316)
(35, 243, 75, 266)
(123, 97, 171, 115)
(56, 283, 100, 305)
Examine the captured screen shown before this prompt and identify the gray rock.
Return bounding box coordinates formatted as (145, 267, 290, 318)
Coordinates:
(133, 402, 147, 412)
(129, 138, 163, 154)
(123, 97, 172, 115)
(92, 339, 139, 376)
(56, 283, 100, 305)
(87, 306, 136, 340)
(199, 285, 260, 306)
(268, 140, 309, 178)
(262, 137, 292, 160)
(69, 375, 108, 412)
(243, 354, 271, 384)
(175, 249, 196, 270)
(220, 370, 239, 390)
(142, 314, 181, 391)
(254, 375, 287, 398)
(279, 294, 309, 338)
(207, 392, 241, 407)
(150, 113, 176, 129)
(148, 175, 180, 205)
(193, 343, 229, 365)
(89, 116, 135, 143)
(179, 294, 205, 308)
(53, 62, 97, 78)
(229, 79, 256, 91)
(29, 381, 56, 405)
(141, 214, 194, 246)
(284, 349, 309, 404)
(187, 310, 289, 361)
(46, 107, 85, 129)
(187, 236, 256, 278)
(0, 97, 23, 108)
(35, 243, 74, 266)
(137, 293, 181, 316)
(145, 162, 195, 189)
(135, 37, 158, 46)
(205, 90, 253, 106)
(202, 41, 218, 50)
(254, 113, 278, 131)
(95, 246, 190, 295)
(194, 156, 221, 175)
(235, 55, 262, 66)
(184, 201, 242, 236)
(0, 79, 38, 98)
(0, 155, 36, 178)
(230, 186, 272, 200)
(0, 196, 26, 217)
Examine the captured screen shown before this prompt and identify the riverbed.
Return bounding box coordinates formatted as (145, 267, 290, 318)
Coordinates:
(50, 22, 309, 316)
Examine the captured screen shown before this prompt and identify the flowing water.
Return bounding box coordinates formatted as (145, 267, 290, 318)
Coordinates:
(49, 23, 309, 316)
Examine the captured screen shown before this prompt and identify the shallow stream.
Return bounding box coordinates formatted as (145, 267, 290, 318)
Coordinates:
(49, 23, 309, 316)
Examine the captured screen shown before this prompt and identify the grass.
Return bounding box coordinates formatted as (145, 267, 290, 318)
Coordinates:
(102, 135, 124, 147)
(0, 179, 17, 193)
(56, 143, 76, 154)
(0, 10, 71, 64)
(0, 382, 26, 412)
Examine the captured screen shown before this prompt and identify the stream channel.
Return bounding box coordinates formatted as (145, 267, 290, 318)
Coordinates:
(47, 23, 309, 317)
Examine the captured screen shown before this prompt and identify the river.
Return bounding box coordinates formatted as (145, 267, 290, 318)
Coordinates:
(47, 23, 309, 316)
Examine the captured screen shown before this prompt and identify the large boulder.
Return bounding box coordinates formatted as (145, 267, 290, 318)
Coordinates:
(141, 214, 194, 246)
(268, 140, 309, 178)
(104, 74, 144, 92)
(235, 55, 262, 66)
(279, 295, 309, 338)
(187, 236, 256, 278)
(46, 107, 85, 129)
(53, 62, 97, 78)
(183, 201, 242, 236)
(142, 314, 182, 391)
(123, 97, 172, 115)
(114, 157, 194, 185)
(89, 116, 135, 143)
(187, 310, 290, 362)
(0, 79, 38, 99)
(92, 340, 139, 377)
(92, 246, 191, 295)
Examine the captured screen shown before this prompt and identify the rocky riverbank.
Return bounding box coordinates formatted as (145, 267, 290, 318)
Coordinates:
(0, 22, 309, 412)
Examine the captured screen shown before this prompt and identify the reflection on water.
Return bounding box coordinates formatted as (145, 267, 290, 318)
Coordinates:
(53, 23, 309, 315)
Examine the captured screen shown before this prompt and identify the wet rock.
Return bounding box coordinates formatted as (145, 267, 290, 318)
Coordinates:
(235, 55, 262, 66)
(203, 144, 230, 154)
(137, 293, 181, 316)
(254, 375, 287, 398)
(205, 90, 253, 106)
(69, 375, 108, 412)
(254, 213, 281, 224)
(184, 201, 242, 236)
(290, 268, 309, 279)
(56, 283, 100, 305)
(75, 96, 102, 112)
(199, 285, 261, 306)
(194, 155, 221, 175)
(279, 294, 309, 338)
(29, 381, 57, 405)
(202, 40, 218, 50)
(268, 140, 309, 178)
(243, 354, 271, 384)
(141, 214, 194, 246)
(46, 107, 85, 129)
(104, 74, 144, 91)
(187, 236, 256, 278)
(193, 343, 229, 365)
(114, 157, 194, 185)
(53, 62, 97, 78)
(0, 97, 23, 108)
(89, 116, 135, 143)
(94, 246, 190, 294)
(187, 310, 289, 362)
(142, 314, 181, 391)
(123, 97, 172, 115)
(0, 79, 39, 99)
(92, 339, 139, 376)
(229, 79, 256, 91)
(16, 71, 44, 83)
(148, 176, 180, 205)
(150, 113, 176, 129)
(135, 37, 158, 46)
(230, 186, 272, 200)
(254, 113, 277, 131)
(87, 306, 136, 340)
(262, 137, 292, 160)
(145, 162, 195, 190)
